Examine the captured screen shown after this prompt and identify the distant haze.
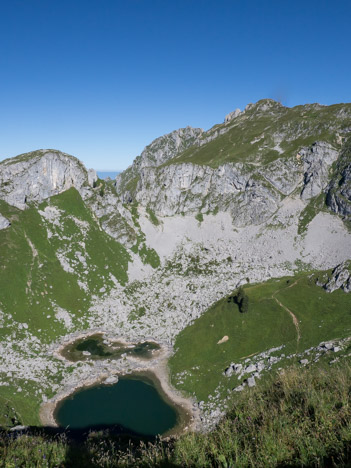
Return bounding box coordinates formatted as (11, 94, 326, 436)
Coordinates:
(97, 171, 120, 180)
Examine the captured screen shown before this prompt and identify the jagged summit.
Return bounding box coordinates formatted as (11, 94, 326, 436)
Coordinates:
(114, 100, 351, 229)
(244, 97, 285, 111)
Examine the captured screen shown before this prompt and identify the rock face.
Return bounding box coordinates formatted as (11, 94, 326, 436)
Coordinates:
(88, 168, 98, 187)
(300, 142, 339, 200)
(115, 140, 339, 227)
(115, 126, 204, 201)
(326, 139, 351, 220)
(0, 150, 96, 210)
(122, 162, 281, 225)
(324, 261, 351, 293)
(0, 214, 10, 230)
(138, 126, 204, 169)
(114, 100, 350, 229)
(225, 108, 241, 123)
(1, 99, 350, 241)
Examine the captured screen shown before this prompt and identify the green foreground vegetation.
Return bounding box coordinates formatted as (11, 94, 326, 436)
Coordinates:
(1, 361, 351, 467)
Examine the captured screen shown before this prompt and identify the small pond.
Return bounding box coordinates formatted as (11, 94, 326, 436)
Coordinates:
(55, 375, 179, 436)
(60, 334, 160, 362)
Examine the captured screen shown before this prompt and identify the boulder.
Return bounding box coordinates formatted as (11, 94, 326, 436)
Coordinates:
(323, 261, 351, 293)
(244, 363, 257, 374)
(0, 214, 10, 230)
(233, 384, 245, 392)
(246, 376, 256, 387)
(104, 376, 119, 385)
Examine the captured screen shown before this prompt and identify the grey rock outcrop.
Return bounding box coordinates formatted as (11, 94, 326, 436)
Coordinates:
(115, 139, 340, 228)
(246, 376, 256, 387)
(0, 214, 10, 230)
(115, 126, 204, 201)
(114, 100, 350, 230)
(225, 108, 241, 123)
(88, 169, 98, 187)
(0, 150, 93, 210)
(323, 261, 351, 293)
(326, 139, 351, 220)
(259, 140, 342, 201)
(300, 142, 339, 200)
(139, 126, 204, 169)
(259, 158, 303, 195)
(126, 162, 281, 226)
(87, 189, 137, 248)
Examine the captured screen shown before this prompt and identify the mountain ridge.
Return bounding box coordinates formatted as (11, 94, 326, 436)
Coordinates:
(0, 98, 350, 434)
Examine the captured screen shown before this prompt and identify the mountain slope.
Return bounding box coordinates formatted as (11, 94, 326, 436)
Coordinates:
(114, 99, 351, 229)
(0, 99, 350, 430)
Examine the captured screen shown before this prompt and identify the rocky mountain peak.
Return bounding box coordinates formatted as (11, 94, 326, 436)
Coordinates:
(224, 109, 241, 123)
(115, 126, 204, 195)
(138, 126, 204, 169)
(0, 149, 96, 209)
(244, 98, 285, 115)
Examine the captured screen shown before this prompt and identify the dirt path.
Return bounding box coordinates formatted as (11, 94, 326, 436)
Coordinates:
(239, 351, 259, 360)
(273, 279, 301, 344)
(273, 296, 301, 342)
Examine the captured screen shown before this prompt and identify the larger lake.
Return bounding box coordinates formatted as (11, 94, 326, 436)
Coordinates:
(55, 375, 179, 436)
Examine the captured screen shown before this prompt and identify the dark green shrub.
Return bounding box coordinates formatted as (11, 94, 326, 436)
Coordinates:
(240, 295, 249, 313)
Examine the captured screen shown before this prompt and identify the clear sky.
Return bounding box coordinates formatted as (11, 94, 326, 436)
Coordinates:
(0, 0, 350, 170)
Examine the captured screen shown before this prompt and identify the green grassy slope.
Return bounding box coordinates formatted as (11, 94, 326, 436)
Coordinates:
(0, 198, 86, 342)
(0, 188, 129, 340)
(0, 188, 130, 425)
(169, 272, 351, 402)
(165, 101, 350, 168)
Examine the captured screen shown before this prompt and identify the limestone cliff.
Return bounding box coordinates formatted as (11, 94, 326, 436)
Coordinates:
(114, 100, 350, 228)
(326, 138, 351, 221)
(0, 149, 97, 210)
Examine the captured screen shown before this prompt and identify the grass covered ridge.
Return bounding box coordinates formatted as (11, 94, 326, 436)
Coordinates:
(169, 272, 351, 402)
(166, 101, 351, 169)
(1, 361, 351, 467)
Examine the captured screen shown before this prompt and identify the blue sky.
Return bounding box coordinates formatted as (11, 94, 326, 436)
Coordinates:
(0, 0, 350, 170)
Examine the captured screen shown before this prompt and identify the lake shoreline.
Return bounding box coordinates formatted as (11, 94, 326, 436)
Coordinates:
(40, 331, 201, 437)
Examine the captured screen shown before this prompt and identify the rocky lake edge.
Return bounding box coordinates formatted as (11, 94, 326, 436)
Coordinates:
(40, 330, 200, 437)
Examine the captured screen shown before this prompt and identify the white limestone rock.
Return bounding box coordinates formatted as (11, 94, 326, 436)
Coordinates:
(300, 142, 339, 200)
(139, 126, 204, 169)
(0, 149, 90, 210)
(88, 168, 98, 187)
(0, 214, 10, 230)
(246, 376, 256, 387)
(224, 108, 241, 123)
(323, 261, 351, 293)
(122, 162, 281, 226)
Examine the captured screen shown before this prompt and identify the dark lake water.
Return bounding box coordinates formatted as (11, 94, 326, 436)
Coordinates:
(61, 334, 160, 362)
(55, 376, 178, 436)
